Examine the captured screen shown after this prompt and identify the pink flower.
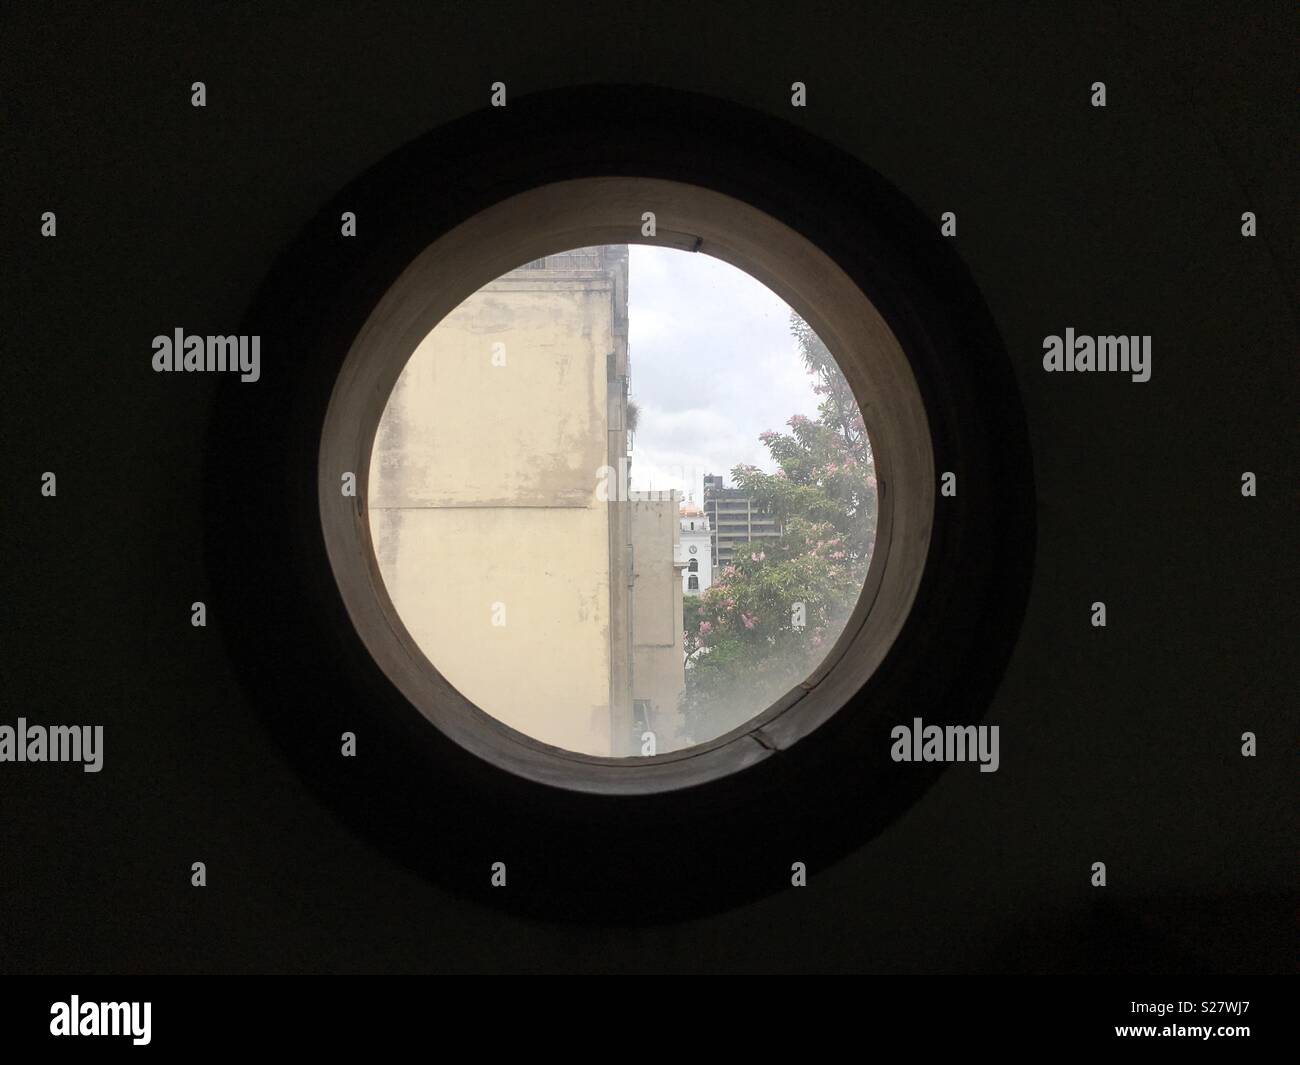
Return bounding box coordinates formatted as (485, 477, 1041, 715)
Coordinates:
(741, 612, 757, 629)
(830, 551, 846, 560)
(698, 621, 713, 636)
(750, 551, 765, 562)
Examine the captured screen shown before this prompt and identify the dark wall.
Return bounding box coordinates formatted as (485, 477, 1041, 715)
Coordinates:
(2, 1, 1293, 973)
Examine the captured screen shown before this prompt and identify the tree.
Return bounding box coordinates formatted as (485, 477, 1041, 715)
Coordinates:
(735, 315, 876, 556)
(680, 313, 877, 743)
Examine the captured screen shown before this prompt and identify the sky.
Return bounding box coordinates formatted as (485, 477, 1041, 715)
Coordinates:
(625, 245, 822, 504)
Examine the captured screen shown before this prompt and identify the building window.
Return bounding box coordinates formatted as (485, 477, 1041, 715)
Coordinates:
(358, 235, 885, 763)
(224, 86, 1033, 923)
(319, 169, 947, 797)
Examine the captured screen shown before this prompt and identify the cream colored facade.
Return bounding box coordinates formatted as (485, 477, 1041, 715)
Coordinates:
(368, 246, 683, 756)
(631, 497, 687, 753)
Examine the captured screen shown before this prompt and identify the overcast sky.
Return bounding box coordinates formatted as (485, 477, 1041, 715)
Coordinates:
(625, 245, 821, 503)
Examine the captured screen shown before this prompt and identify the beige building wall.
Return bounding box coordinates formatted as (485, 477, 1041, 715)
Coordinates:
(631, 496, 687, 752)
(368, 265, 617, 755)
(368, 245, 685, 757)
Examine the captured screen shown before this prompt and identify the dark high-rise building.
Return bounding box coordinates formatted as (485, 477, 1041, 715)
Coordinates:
(702, 473, 782, 577)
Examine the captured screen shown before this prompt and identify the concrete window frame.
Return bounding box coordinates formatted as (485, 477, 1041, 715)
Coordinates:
(208, 85, 1033, 921)
(318, 177, 935, 795)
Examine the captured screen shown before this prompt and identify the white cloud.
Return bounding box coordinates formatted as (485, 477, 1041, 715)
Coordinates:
(626, 245, 823, 502)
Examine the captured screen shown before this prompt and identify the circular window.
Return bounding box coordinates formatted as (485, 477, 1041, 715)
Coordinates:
(363, 242, 884, 758)
(206, 85, 1034, 922)
(321, 180, 933, 791)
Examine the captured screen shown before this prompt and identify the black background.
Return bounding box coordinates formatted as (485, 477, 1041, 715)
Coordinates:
(2, 1, 1294, 973)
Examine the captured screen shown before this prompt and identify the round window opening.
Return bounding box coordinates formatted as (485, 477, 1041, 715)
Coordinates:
(320, 177, 935, 792)
(367, 244, 878, 757)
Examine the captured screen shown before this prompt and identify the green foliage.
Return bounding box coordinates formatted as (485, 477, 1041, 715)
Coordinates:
(680, 313, 877, 743)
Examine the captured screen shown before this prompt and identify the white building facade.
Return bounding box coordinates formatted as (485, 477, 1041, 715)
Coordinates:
(676, 504, 712, 596)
